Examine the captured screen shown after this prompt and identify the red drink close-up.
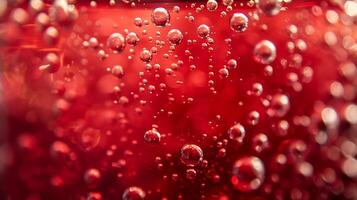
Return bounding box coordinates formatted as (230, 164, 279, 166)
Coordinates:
(0, 0, 357, 199)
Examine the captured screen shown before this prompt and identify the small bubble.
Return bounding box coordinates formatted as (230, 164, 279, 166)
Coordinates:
(223, 0, 234, 6)
(264, 65, 273, 76)
(111, 65, 125, 78)
(197, 24, 210, 38)
(186, 168, 197, 180)
(345, 104, 357, 124)
(256, 0, 282, 16)
(252, 83, 263, 96)
(297, 161, 314, 177)
(97, 49, 108, 60)
(287, 140, 307, 162)
(227, 59, 238, 69)
(134, 17, 143, 27)
(206, 0, 218, 11)
(276, 120, 289, 136)
(140, 49, 153, 63)
(151, 7, 170, 27)
(144, 128, 161, 143)
(43, 26, 59, 45)
(248, 111, 260, 125)
(219, 68, 229, 78)
(180, 144, 203, 167)
(167, 29, 183, 45)
(321, 107, 339, 128)
(342, 157, 357, 178)
(122, 186, 146, 200)
(84, 168, 101, 187)
(171, 173, 179, 182)
(228, 123, 246, 143)
(218, 148, 227, 157)
(126, 32, 139, 46)
(50, 141, 71, 160)
(267, 93, 290, 117)
(80, 128, 101, 151)
(231, 156, 265, 192)
(173, 6, 180, 13)
(253, 40, 277, 64)
(0, 1, 7, 18)
(11, 8, 28, 24)
(36, 12, 50, 28)
(230, 13, 248, 32)
(107, 32, 126, 52)
(252, 133, 270, 153)
(88, 37, 99, 49)
(87, 192, 103, 200)
(41, 53, 60, 73)
(122, 0, 135, 4)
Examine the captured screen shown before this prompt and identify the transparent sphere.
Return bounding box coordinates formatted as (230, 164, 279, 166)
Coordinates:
(256, 0, 282, 16)
(180, 144, 204, 167)
(206, 0, 218, 11)
(231, 156, 265, 192)
(122, 186, 146, 200)
(151, 7, 170, 27)
(228, 123, 246, 143)
(267, 93, 290, 117)
(107, 32, 126, 52)
(167, 29, 183, 45)
(144, 128, 161, 143)
(253, 40, 276, 64)
(197, 24, 210, 38)
(230, 13, 248, 32)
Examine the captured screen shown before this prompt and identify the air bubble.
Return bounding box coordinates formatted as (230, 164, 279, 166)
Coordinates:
(134, 17, 143, 27)
(219, 68, 229, 78)
(107, 32, 126, 52)
(126, 32, 139, 46)
(267, 93, 290, 117)
(252, 133, 270, 153)
(87, 192, 102, 200)
(206, 0, 218, 11)
(167, 29, 183, 45)
(227, 59, 237, 69)
(40, 53, 60, 73)
(223, 0, 233, 6)
(231, 156, 265, 192)
(122, 186, 146, 200)
(151, 7, 170, 27)
(144, 128, 161, 143)
(122, 0, 135, 4)
(256, 0, 282, 16)
(230, 13, 248, 32)
(186, 168, 197, 180)
(50, 141, 71, 160)
(173, 6, 180, 13)
(248, 111, 260, 125)
(43, 26, 59, 45)
(252, 83, 263, 96)
(140, 49, 153, 63)
(253, 40, 276, 64)
(197, 24, 210, 38)
(228, 123, 246, 143)
(111, 65, 125, 78)
(180, 144, 203, 167)
(84, 168, 101, 187)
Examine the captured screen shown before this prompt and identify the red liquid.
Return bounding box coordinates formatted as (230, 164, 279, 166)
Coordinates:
(0, 0, 357, 199)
